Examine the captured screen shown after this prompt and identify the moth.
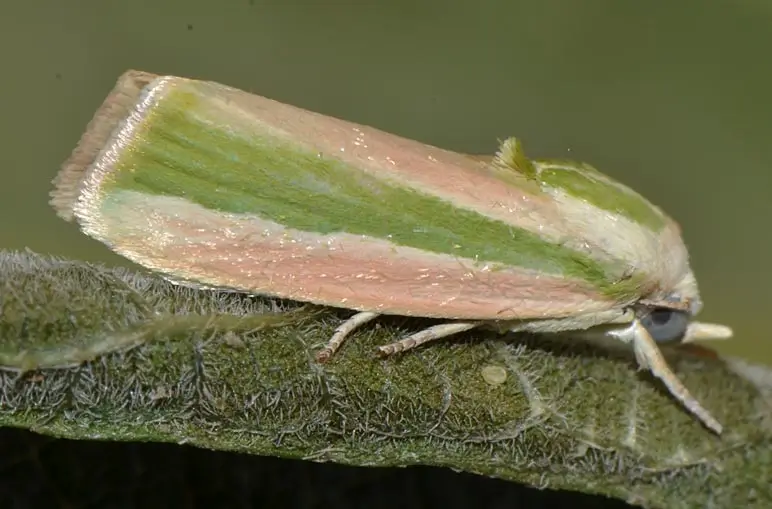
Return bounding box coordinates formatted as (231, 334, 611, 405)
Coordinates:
(50, 70, 732, 433)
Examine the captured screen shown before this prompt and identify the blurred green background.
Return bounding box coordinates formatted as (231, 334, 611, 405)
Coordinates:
(1, 0, 769, 365)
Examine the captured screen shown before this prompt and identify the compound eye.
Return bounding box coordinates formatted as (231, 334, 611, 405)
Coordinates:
(640, 308, 690, 343)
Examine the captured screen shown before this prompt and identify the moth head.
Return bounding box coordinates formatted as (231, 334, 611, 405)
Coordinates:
(639, 270, 732, 344)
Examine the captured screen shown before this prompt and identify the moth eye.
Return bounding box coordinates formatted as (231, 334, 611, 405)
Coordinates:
(641, 308, 690, 343)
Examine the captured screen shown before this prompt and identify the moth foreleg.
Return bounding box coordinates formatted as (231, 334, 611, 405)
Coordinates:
(628, 319, 723, 434)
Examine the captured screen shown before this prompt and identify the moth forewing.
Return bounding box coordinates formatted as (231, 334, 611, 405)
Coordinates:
(51, 69, 733, 434)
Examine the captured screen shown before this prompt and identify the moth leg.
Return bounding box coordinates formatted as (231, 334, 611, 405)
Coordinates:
(628, 319, 723, 434)
(316, 311, 379, 362)
(377, 322, 479, 357)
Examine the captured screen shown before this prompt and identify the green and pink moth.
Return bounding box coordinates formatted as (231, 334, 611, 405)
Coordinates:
(50, 70, 732, 433)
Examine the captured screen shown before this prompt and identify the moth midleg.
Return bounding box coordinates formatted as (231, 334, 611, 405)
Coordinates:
(316, 311, 380, 362)
(377, 322, 479, 356)
(629, 319, 723, 434)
